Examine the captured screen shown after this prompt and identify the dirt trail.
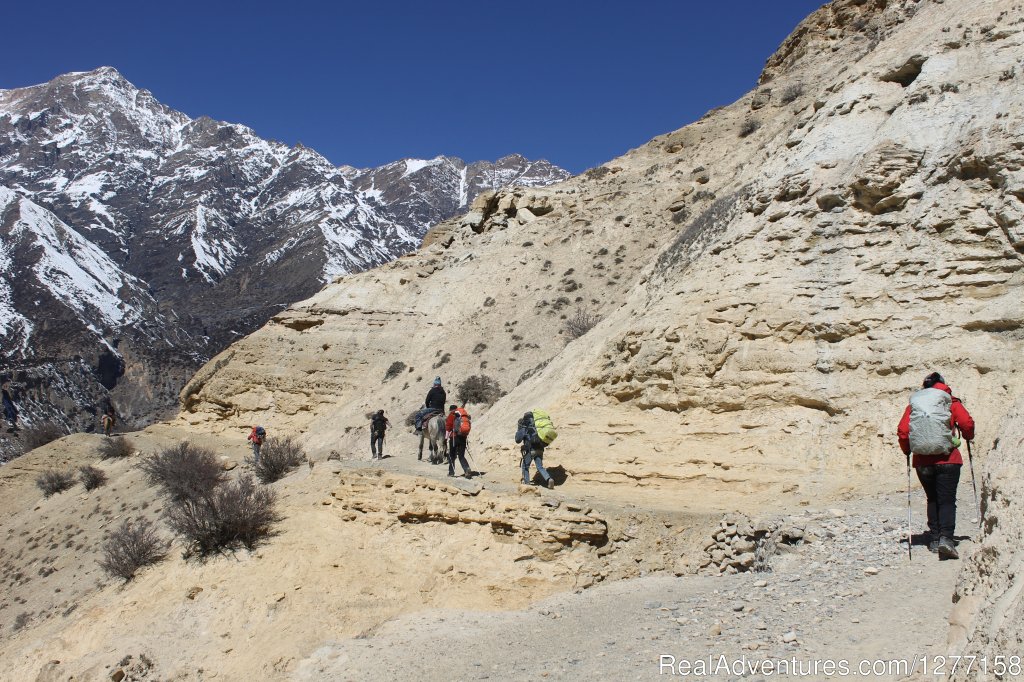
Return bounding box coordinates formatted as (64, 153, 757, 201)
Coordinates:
(294, 482, 978, 681)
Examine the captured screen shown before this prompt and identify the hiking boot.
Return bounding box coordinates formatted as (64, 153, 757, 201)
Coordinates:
(546, 478, 555, 490)
(937, 537, 959, 560)
(927, 538, 940, 554)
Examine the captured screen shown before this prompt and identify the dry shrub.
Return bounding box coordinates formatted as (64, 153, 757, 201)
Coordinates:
(165, 476, 279, 556)
(780, 83, 804, 103)
(99, 518, 167, 581)
(79, 465, 108, 491)
(564, 307, 601, 340)
(383, 361, 406, 382)
(456, 375, 503, 406)
(250, 436, 305, 484)
(23, 423, 66, 450)
(739, 119, 761, 138)
(140, 442, 223, 501)
(36, 469, 76, 497)
(99, 436, 134, 459)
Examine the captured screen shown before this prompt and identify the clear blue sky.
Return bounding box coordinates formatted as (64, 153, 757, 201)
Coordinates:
(4, 1, 823, 173)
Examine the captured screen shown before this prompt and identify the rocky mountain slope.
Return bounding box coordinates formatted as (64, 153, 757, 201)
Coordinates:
(0, 67, 568, 449)
(1, 0, 1023, 678)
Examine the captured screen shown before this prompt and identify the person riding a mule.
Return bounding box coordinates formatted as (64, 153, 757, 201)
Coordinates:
(414, 377, 446, 432)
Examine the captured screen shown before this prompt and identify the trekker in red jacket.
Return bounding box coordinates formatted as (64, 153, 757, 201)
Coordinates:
(444, 405, 473, 479)
(897, 372, 975, 559)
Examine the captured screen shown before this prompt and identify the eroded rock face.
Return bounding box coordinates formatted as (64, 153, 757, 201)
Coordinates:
(181, 0, 1024, 514)
(947, 396, 1024, 677)
(333, 472, 609, 560)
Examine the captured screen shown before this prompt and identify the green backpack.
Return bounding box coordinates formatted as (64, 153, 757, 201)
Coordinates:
(531, 409, 558, 445)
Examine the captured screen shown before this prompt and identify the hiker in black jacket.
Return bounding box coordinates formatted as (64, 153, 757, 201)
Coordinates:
(415, 377, 447, 431)
(425, 377, 446, 412)
(370, 410, 390, 460)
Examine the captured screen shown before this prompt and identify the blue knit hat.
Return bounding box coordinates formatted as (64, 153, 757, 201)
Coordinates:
(433, 377, 442, 386)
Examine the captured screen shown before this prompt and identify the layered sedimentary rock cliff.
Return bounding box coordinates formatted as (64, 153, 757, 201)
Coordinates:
(948, 395, 1024, 679)
(181, 0, 1024, 511)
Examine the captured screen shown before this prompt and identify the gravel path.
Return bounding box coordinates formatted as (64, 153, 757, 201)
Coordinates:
(294, 482, 977, 681)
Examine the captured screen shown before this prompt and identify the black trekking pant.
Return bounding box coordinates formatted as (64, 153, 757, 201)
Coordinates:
(370, 432, 384, 459)
(916, 463, 961, 541)
(448, 435, 470, 476)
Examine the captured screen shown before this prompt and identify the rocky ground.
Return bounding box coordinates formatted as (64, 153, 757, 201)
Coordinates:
(0, 422, 981, 681)
(296, 478, 979, 682)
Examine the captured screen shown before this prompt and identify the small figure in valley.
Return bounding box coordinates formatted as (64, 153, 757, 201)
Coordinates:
(100, 406, 117, 436)
(897, 372, 975, 560)
(248, 425, 267, 464)
(516, 412, 555, 489)
(415, 377, 447, 432)
(1, 381, 18, 433)
(370, 409, 390, 460)
(445, 404, 473, 478)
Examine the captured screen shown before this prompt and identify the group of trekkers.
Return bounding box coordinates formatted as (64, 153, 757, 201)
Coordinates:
(237, 369, 974, 560)
(367, 376, 558, 487)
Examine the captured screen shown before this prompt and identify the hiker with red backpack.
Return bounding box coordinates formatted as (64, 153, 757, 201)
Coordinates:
(897, 372, 975, 559)
(248, 425, 266, 464)
(444, 404, 473, 478)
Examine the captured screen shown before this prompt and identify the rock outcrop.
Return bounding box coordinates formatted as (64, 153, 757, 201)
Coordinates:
(947, 395, 1024, 679)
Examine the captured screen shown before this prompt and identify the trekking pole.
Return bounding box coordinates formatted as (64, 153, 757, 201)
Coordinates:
(906, 453, 913, 560)
(964, 432, 979, 525)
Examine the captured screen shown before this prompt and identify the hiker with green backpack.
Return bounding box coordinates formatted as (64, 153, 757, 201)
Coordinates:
(897, 372, 975, 560)
(516, 410, 558, 489)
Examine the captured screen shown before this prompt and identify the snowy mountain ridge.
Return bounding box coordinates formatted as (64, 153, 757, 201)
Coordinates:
(0, 67, 569, 449)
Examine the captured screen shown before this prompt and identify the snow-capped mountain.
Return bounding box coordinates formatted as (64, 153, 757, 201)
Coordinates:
(0, 67, 569, 450)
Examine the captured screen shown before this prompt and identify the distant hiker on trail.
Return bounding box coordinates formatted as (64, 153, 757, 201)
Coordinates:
(516, 411, 555, 489)
(1, 382, 17, 433)
(415, 377, 447, 432)
(445, 404, 473, 478)
(100, 407, 116, 436)
(897, 372, 975, 560)
(370, 410, 390, 460)
(248, 425, 266, 464)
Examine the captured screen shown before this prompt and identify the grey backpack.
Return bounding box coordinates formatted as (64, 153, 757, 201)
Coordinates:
(908, 388, 954, 455)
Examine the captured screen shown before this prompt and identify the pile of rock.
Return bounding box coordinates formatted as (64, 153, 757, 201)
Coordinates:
(699, 514, 809, 575)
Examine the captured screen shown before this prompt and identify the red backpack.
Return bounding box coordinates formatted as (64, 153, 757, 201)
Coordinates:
(453, 408, 472, 436)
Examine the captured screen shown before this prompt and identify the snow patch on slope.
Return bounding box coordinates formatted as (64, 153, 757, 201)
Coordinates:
(1, 186, 136, 330)
(403, 157, 443, 178)
(189, 205, 239, 283)
(0, 191, 33, 356)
